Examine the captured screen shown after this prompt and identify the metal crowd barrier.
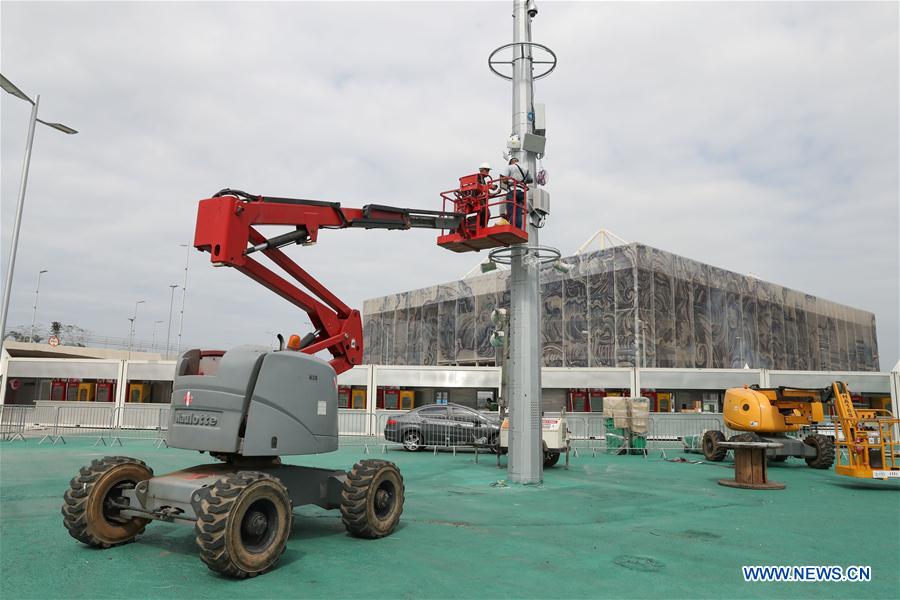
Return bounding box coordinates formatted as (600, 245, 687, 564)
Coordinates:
(564, 413, 737, 457)
(337, 410, 376, 452)
(52, 404, 118, 446)
(0, 404, 171, 447)
(373, 411, 496, 462)
(0, 405, 30, 441)
(111, 406, 171, 447)
(2, 404, 762, 464)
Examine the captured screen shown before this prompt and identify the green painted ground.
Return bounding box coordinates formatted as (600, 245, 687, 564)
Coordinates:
(1, 440, 898, 599)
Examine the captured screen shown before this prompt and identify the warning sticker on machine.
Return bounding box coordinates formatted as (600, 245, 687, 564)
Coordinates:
(317, 400, 327, 416)
(872, 470, 900, 479)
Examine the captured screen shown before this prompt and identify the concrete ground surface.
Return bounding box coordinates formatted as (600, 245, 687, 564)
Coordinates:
(1, 439, 898, 599)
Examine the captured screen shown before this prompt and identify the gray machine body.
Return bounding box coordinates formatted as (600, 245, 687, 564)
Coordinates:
(119, 463, 347, 524)
(761, 435, 818, 458)
(167, 345, 339, 456)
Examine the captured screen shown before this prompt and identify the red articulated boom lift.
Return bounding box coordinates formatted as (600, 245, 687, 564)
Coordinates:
(195, 183, 526, 367)
(195, 188, 461, 373)
(194, 181, 528, 372)
(62, 180, 529, 578)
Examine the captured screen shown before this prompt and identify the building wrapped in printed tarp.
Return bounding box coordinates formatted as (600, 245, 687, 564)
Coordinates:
(362, 243, 879, 371)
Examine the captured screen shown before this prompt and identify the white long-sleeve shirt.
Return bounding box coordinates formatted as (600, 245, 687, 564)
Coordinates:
(500, 163, 530, 187)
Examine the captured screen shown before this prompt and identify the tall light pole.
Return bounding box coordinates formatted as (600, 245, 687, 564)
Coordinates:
(127, 318, 135, 357)
(176, 243, 191, 357)
(29, 269, 48, 342)
(128, 300, 145, 355)
(165, 284, 178, 359)
(487, 0, 556, 484)
(151, 320, 164, 352)
(0, 74, 77, 343)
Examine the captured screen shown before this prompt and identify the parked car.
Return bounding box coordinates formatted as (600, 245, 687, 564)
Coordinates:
(384, 403, 501, 452)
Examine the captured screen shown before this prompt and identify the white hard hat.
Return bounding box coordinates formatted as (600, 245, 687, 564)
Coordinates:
(479, 162, 491, 170)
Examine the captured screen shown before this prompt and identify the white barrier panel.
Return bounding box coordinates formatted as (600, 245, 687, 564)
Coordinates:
(374, 411, 497, 457)
(337, 410, 370, 436)
(0, 405, 30, 441)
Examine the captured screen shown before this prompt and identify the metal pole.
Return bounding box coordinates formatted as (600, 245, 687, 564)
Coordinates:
(506, 0, 543, 484)
(152, 320, 163, 352)
(128, 300, 144, 355)
(165, 284, 178, 359)
(0, 95, 40, 343)
(127, 318, 136, 358)
(29, 269, 47, 342)
(176, 243, 190, 357)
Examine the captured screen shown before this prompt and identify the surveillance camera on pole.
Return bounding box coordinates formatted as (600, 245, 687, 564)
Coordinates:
(490, 330, 507, 349)
(552, 259, 570, 274)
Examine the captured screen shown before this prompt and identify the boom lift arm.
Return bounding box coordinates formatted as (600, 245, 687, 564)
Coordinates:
(193, 188, 462, 375)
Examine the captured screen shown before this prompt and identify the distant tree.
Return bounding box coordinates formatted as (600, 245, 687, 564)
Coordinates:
(61, 324, 91, 347)
(4, 322, 93, 347)
(5, 325, 41, 342)
(5, 329, 25, 342)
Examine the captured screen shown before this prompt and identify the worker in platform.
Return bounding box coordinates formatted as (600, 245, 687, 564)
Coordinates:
(500, 157, 531, 229)
(477, 162, 492, 184)
(475, 162, 495, 228)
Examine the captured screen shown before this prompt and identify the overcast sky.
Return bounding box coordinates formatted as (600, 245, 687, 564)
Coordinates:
(2, 1, 897, 369)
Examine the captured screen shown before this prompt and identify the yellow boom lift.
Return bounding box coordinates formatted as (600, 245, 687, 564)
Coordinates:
(702, 382, 899, 480)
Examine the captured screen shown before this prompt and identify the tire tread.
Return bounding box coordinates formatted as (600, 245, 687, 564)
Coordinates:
(193, 471, 292, 579)
(61, 456, 152, 548)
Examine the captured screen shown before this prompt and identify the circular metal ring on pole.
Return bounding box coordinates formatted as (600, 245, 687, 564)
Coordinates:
(487, 42, 558, 81)
(488, 244, 561, 266)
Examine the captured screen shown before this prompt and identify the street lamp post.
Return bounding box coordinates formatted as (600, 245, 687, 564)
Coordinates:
(176, 243, 191, 357)
(127, 318, 135, 356)
(151, 320, 164, 353)
(29, 269, 48, 342)
(0, 74, 77, 343)
(128, 300, 146, 356)
(165, 284, 178, 359)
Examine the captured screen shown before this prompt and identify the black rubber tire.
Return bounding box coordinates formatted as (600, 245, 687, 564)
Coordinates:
(62, 456, 152, 548)
(194, 471, 292, 578)
(769, 455, 788, 462)
(803, 434, 835, 469)
(702, 430, 727, 461)
(402, 430, 423, 452)
(543, 451, 561, 468)
(341, 459, 404, 539)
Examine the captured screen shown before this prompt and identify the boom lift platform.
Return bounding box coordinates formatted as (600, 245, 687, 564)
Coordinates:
(830, 381, 900, 479)
(61, 188, 473, 578)
(436, 174, 529, 252)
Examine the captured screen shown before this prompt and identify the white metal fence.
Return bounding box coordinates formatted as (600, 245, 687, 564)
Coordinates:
(1, 404, 830, 460)
(0, 404, 169, 446)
